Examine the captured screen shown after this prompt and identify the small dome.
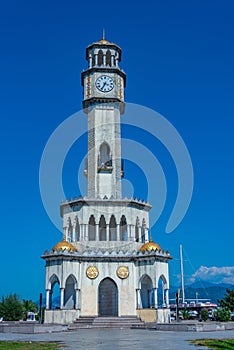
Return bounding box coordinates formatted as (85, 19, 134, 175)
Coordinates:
(98, 39, 111, 44)
(52, 238, 76, 253)
(140, 237, 162, 253)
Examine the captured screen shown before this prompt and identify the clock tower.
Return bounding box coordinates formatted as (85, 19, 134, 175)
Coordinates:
(81, 38, 126, 199)
(42, 37, 171, 325)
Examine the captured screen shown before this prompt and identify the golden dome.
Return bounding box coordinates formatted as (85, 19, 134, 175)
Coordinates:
(52, 238, 76, 253)
(98, 39, 110, 44)
(140, 237, 162, 253)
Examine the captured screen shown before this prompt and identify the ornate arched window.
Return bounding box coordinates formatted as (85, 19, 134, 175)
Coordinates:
(88, 215, 96, 241)
(98, 142, 112, 172)
(98, 49, 103, 66)
(120, 215, 127, 241)
(75, 217, 80, 241)
(67, 218, 72, 242)
(99, 215, 106, 241)
(141, 218, 146, 243)
(135, 217, 140, 242)
(109, 215, 117, 241)
(106, 50, 111, 66)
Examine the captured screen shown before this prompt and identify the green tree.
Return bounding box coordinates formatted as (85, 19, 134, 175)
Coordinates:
(218, 288, 234, 311)
(0, 294, 23, 321)
(200, 308, 209, 322)
(214, 307, 231, 322)
(22, 299, 38, 321)
(181, 309, 188, 320)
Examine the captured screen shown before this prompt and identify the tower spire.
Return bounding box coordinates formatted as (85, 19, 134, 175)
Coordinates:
(149, 232, 153, 242)
(102, 28, 105, 40)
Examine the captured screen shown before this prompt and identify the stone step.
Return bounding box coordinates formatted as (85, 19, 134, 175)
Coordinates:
(68, 316, 145, 330)
(73, 317, 95, 324)
(93, 316, 141, 323)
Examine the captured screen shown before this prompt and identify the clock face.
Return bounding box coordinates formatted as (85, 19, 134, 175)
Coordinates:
(96, 75, 114, 92)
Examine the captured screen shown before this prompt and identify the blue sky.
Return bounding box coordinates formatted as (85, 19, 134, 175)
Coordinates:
(0, 0, 233, 300)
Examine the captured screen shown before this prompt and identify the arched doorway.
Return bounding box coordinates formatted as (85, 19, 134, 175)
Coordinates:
(140, 275, 153, 308)
(49, 275, 60, 310)
(64, 275, 77, 309)
(98, 278, 118, 316)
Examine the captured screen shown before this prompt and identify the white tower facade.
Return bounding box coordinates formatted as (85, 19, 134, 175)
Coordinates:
(42, 38, 171, 325)
(82, 39, 125, 199)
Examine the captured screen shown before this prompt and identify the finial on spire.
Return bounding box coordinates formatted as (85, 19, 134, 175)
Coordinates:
(102, 28, 105, 40)
(149, 232, 153, 242)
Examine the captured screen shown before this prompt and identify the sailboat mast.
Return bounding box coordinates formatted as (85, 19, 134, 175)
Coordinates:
(180, 244, 185, 303)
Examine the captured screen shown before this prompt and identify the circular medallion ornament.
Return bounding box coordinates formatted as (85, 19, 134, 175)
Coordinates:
(86, 266, 99, 279)
(117, 266, 129, 279)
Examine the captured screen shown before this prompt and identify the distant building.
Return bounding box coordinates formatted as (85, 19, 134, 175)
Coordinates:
(42, 37, 172, 324)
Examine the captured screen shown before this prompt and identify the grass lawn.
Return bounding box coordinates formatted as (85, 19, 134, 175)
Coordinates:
(191, 338, 234, 349)
(0, 341, 62, 350)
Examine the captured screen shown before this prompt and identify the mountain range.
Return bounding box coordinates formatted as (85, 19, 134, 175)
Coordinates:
(169, 281, 234, 304)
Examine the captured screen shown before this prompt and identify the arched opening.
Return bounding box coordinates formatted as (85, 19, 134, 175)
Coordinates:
(64, 275, 76, 309)
(140, 275, 153, 309)
(109, 215, 117, 241)
(141, 219, 146, 243)
(92, 53, 95, 67)
(75, 217, 80, 241)
(98, 49, 103, 66)
(120, 215, 127, 241)
(106, 50, 111, 66)
(67, 218, 72, 242)
(49, 275, 60, 310)
(98, 142, 112, 169)
(88, 215, 96, 241)
(98, 278, 118, 316)
(158, 275, 167, 308)
(99, 215, 106, 241)
(135, 217, 140, 242)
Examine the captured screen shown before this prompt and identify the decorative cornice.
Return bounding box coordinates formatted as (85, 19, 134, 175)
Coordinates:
(60, 196, 152, 217)
(81, 67, 126, 85)
(82, 98, 125, 114)
(41, 246, 172, 262)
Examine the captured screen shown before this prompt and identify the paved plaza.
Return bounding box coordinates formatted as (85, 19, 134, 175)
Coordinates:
(1, 329, 234, 350)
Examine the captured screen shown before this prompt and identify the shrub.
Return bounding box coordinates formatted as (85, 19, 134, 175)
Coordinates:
(214, 307, 231, 322)
(0, 294, 23, 321)
(200, 308, 209, 322)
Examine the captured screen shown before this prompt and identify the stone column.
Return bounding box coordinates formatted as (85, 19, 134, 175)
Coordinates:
(79, 224, 83, 241)
(130, 224, 134, 241)
(75, 289, 80, 310)
(96, 224, 99, 241)
(145, 228, 149, 242)
(95, 54, 98, 66)
(60, 288, 64, 309)
(116, 224, 120, 241)
(89, 55, 92, 68)
(106, 224, 110, 241)
(136, 289, 142, 309)
(111, 55, 114, 66)
(165, 289, 169, 307)
(153, 288, 158, 308)
(46, 290, 50, 310)
(138, 226, 142, 242)
(127, 224, 131, 241)
(85, 224, 89, 241)
(72, 225, 76, 242)
(103, 53, 106, 65)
